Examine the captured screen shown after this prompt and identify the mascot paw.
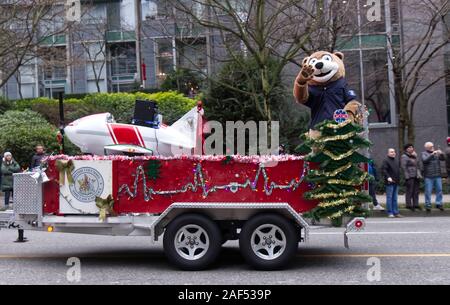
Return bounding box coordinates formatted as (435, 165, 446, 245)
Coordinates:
(296, 64, 315, 85)
(344, 101, 365, 125)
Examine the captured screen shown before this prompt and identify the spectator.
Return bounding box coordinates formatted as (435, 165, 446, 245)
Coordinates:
(382, 148, 402, 218)
(401, 144, 422, 212)
(422, 142, 445, 212)
(30, 145, 46, 170)
(1, 152, 20, 208)
(368, 161, 384, 211)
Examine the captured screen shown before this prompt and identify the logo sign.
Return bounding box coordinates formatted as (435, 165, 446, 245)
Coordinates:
(366, 0, 382, 22)
(333, 109, 349, 124)
(69, 167, 105, 203)
(66, 0, 81, 22)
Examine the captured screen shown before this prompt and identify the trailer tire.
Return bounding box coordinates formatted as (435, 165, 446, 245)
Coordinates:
(163, 213, 221, 271)
(239, 213, 298, 270)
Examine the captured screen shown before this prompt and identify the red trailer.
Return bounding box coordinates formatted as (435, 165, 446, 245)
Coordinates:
(1, 155, 365, 270)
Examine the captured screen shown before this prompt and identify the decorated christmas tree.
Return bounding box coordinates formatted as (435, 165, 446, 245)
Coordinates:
(298, 114, 372, 223)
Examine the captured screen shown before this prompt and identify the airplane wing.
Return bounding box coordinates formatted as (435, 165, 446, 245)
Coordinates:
(104, 144, 154, 156)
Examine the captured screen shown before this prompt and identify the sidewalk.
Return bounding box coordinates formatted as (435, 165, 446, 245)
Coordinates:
(375, 194, 450, 205)
(371, 193, 450, 217)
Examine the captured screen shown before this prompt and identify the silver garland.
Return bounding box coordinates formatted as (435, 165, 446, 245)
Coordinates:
(118, 161, 309, 202)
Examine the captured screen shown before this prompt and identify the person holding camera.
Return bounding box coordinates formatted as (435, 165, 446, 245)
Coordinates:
(422, 142, 445, 212)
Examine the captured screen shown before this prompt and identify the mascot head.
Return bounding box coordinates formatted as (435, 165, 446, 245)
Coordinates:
(302, 51, 345, 85)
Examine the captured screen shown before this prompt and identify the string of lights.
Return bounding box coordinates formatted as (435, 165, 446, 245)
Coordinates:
(118, 161, 310, 202)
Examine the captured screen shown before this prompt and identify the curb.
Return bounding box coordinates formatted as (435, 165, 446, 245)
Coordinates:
(369, 209, 450, 218)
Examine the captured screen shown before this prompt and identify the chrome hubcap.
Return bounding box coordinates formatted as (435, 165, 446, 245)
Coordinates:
(250, 224, 286, 260)
(174, 224, 209, 260)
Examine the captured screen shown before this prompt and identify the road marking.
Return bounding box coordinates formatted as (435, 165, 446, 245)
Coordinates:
(365, 221, 424, 224)
(310, 231, 442, 235)
(297, 253, 450, 258)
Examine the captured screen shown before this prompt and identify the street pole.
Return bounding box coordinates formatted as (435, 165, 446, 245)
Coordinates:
(59, 92, 65, 154)
(135, 0, 143, 89)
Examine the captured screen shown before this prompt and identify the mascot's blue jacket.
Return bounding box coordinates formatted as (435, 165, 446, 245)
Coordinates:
(305, 77, 357, 128)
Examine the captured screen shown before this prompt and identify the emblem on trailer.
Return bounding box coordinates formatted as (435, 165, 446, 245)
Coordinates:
(69, 167, 105, 203)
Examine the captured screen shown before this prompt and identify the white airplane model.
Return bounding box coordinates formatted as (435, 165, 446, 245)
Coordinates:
(65, 104, 204, 156)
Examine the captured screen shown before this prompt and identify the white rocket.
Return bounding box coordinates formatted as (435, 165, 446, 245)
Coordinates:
(65, 105, 204, 156)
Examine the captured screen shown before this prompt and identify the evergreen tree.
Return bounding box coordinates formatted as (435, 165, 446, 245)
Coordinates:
(298, 119, 372, 221)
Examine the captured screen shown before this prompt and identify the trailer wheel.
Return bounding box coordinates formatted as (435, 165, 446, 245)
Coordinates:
(163, 213, 221, 270)
(239, 214, 298, 270)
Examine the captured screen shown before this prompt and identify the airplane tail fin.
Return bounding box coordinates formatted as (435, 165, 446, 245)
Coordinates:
(170, 103, 205, 154)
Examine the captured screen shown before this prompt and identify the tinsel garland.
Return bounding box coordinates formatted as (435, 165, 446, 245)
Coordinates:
(318, 198, 349, 208)
(313, 131, 357, 143)
(330, 206, 356, 219)
(321, 120, 352, 129)
(322, 149, 357, 161)
(309, 163, 352, 177)
(306, 191, 359, 200)
(327, 172, 369, 186)
(118, 162, 309, 201)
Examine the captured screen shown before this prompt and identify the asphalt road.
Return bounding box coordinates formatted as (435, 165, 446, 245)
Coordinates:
(1, 217, 450, 285)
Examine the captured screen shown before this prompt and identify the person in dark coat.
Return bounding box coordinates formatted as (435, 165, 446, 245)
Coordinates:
(401, 144, 421, 211)
(1, 152, 20, 208)
(30, 145, 46, 169)
(382, 148, 402, 218)
(422, 142, 445, 212)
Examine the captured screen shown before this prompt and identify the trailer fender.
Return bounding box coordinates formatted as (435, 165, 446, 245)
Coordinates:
(150, 203, 310, 242)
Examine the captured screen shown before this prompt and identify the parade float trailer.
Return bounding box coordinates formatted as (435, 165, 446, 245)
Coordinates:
(0, 101, 366, 270)
(1, 155, 365, 270)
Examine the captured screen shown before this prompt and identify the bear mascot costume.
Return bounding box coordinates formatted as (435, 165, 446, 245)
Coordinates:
(293, 51, 363, 130)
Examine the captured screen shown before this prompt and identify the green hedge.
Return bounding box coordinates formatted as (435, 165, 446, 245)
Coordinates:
(0, 97, 13, 114)
(11, 91, 197, 126)
(0, 110, 60, 167)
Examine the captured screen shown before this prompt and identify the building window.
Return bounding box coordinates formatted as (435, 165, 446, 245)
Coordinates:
(142, 0, 158, 19)
(143, 0, 170, 19)
(110, 42, 137, 76)
(82, 3, 107, 25)
(344, 50, 363, 100)
(107, 1, 122, 31)
(155, 38, 175, 83)
(40, 46, 67, 80)
(339, 0, 396, 126)
(112, 83, 136, 93)
(362, 49, 391, 124)
(177, 38, 207, 73)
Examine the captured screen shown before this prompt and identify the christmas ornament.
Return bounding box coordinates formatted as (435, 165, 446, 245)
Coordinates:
(146, 159, 162, 181)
